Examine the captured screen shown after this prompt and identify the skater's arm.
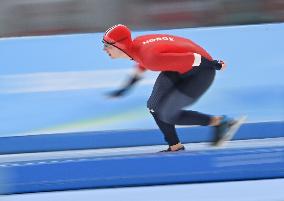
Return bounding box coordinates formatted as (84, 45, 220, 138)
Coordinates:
(107, 67, 144, 98)
(143, 51, 226, 71)
(183, 52, 226, 70)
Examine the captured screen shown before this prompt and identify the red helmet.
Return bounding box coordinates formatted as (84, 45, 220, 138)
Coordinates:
(103, 24, 132, 51)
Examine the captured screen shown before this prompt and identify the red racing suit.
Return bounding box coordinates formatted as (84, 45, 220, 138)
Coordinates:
(127, 34, 213, 74)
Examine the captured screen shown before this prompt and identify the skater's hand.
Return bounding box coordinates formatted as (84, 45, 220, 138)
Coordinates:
(213, 60, 227, 71)
(219, 60, 227, 71)
(106, 74, 141, 99)
(106, 88, 126, 99)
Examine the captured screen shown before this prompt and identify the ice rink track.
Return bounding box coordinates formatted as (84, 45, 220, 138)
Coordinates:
(1, 179, 284, 201)
(0, 137, 283, 195)
(0, 121, 284, 195)
(1, 121, 283, 154)
(1, 137, 284, 164)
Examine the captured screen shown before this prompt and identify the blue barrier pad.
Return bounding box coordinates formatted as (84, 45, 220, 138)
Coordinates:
(0, 145, 283, 194)
(0, 121, 283, 154)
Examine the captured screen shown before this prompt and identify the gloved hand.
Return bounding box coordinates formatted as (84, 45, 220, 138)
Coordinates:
(212, 60, 226, 70)
(106, 74, 141, 98)
(106, 88, 127, 98)
(201, 57, 226, 70)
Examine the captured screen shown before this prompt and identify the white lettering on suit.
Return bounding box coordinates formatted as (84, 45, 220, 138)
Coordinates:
(142, 37, 174, 45)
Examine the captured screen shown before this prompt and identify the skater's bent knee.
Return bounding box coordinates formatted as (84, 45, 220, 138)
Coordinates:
(150, 108, 177, 124)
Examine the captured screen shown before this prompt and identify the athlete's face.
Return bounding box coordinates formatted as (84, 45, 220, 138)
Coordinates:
(103, 43, 130, 59)
(104, 43, 125, 59)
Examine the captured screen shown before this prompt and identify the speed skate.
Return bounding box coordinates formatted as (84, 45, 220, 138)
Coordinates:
(214, 116, 247, 147)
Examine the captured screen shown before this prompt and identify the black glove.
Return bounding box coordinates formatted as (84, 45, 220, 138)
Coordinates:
(201, 57, 223, 70)
(106, 74, 141, 98)
(107, 88, 127, 98)
(212, 60, 223, 70)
